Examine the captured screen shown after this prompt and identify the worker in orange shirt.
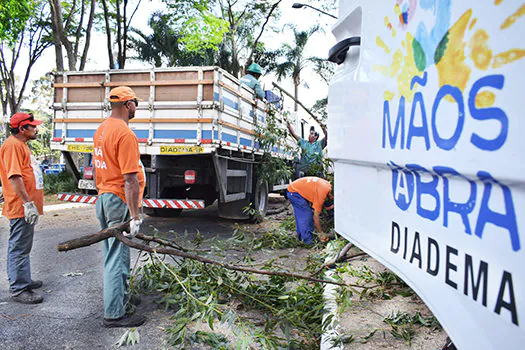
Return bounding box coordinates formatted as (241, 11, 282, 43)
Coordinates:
(286, 177, 334, 244)
(0, 112, 45, 304)
(93, 86, 146, 328)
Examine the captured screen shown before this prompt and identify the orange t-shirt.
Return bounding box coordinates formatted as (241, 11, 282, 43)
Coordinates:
(287, 177, 332, 213)
(93, 118, 145, 204)
(0, 136, 44, 219)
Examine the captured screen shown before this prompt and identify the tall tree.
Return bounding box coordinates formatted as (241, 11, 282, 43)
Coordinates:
(0, 0, 52, 120)
(0, 0, 35, 44)
(129, 11, 216, 67)
(100, 0, 143, 69)
(48, 0, 97, 71)
(162, 0, 281, 77)
(274, 25, 320, 111)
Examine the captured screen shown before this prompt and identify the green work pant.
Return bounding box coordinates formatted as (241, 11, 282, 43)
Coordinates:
(95, 193, 131, 319)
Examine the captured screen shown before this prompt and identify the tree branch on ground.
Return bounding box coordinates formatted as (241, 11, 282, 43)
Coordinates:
(56, 222, 366, 287)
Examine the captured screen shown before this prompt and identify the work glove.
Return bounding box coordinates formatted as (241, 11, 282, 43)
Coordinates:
(123, 218, 142, 238)
(23, 201, 39, 225)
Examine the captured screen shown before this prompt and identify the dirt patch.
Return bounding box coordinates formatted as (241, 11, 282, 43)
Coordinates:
(335, 256, 446, 349)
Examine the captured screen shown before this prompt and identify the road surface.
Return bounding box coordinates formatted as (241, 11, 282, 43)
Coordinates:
(0, 204, 237, 349)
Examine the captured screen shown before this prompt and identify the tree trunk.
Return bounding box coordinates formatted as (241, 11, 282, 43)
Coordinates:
(79, 0, 96, 71)
(294, 81, 299, 112)
(48, 0, 64, 72)
(116, 0, 123, 68)
(101, 0, 115, 69)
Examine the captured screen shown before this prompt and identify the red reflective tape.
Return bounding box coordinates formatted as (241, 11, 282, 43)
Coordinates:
(182, 200, 191, 208)
(174, 139, 185, 143)
(227, 142, 230, 146)
(201, 139, 212, 144)
(137, 138, 148, 143)
(243, 146, 247, 149)
(75, 138, 84, 142)
(52, 137, 62, 142)
(196, 201, 204, 209)
(153, 199, 163, 208)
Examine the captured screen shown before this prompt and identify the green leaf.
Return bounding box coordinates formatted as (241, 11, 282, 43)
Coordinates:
(434, 31, 450, 65)
(412, 38, 426, 72)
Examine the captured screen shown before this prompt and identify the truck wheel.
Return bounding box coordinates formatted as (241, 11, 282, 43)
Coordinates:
(217, 179, 268, 222)
(251, 178, 269, 223)
(143, 208, 182, 217)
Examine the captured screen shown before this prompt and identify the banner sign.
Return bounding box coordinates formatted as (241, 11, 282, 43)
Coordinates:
(329, 1, 524, 349)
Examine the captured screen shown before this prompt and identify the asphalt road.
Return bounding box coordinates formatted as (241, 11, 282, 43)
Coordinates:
(0, 204, 238, 349)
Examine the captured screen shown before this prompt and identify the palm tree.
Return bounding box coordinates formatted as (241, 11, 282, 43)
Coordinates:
(275, 25, 320, 111)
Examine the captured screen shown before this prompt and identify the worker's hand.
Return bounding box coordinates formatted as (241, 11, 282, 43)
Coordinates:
(318, 232, 330, 243)
(124, 218, 142, 238)
(23, 201, 39, 225)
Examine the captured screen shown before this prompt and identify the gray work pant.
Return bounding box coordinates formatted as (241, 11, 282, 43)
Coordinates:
(96, 193, 131, 319)
(7, 218, 35, 296)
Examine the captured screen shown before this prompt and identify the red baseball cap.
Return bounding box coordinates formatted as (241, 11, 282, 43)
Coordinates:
(10, 112, 43, 128)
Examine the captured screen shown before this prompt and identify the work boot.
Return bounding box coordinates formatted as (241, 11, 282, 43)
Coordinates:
(10, 290, 44, 304)
(29, 280, 43, 290)
(103, 314, 146, 328)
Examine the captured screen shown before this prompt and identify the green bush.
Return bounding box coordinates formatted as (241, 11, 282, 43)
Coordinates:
(43, 172, 77, 194)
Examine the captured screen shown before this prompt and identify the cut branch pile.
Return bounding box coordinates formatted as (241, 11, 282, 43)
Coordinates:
(57, 222, 354, 287)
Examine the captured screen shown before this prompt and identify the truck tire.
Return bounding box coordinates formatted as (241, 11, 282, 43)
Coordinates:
(251, 178, 269, 222)
(217, 179, 268, 222)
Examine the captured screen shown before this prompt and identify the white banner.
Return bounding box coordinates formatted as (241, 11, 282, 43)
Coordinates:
(329, 1, 524, 349)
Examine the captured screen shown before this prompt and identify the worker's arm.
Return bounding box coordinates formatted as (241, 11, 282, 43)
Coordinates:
(313, 211, 323, 234)
(123, 172, 141, 220)
(287, 121, 299, 141)
(321, 127, 328, 148)
(9, 175, 32, 203)
(254, 82, 265, 100)
(92, 166, 99, 192)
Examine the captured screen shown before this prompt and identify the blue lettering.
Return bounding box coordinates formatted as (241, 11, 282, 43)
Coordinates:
(382, 98, 405, 149)
(389, 162, 414, 211)
(468, 75, 508, 151)
(388, 164, 520, 252)
(407, 163, 440, 221)
(432, 85, 465, 150)
(476, 171, 520, 252)
(407, 73, 430, 150)
(407, 89, 430, 149)
(434, 166, 477, 235)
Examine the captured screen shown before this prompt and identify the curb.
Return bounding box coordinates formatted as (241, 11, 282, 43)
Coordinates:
(44, 202, 92, 212)
(320, 243, 344, 350)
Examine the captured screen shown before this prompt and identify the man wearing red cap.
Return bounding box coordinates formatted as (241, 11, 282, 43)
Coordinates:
(0, 112, 45, 304)
(93, 86, 146, 327)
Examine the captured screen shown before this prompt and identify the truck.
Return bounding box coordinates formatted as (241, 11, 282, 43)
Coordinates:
(329, 0, 524, 349)
(51, 66, 295, 220)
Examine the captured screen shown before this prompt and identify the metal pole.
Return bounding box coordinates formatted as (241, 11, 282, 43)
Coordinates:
(292, 3, 337, 19)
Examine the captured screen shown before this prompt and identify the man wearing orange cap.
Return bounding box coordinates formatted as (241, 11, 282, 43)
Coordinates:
(92, 86, 146, 327)
(0, 112, 45, 304)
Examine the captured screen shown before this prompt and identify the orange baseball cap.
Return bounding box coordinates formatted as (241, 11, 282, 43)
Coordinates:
(10, 112, 43, 128)
(108, 86, 142, 103)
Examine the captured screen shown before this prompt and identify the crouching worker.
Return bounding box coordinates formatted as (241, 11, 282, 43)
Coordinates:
(286, 177, 334, 244)
(93, 86, 146, 328)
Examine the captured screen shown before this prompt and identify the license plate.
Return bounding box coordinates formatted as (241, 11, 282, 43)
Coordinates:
(78, 179, 96, 190)
(160, 145, 204, 155)
(67, 144, 94, 153)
